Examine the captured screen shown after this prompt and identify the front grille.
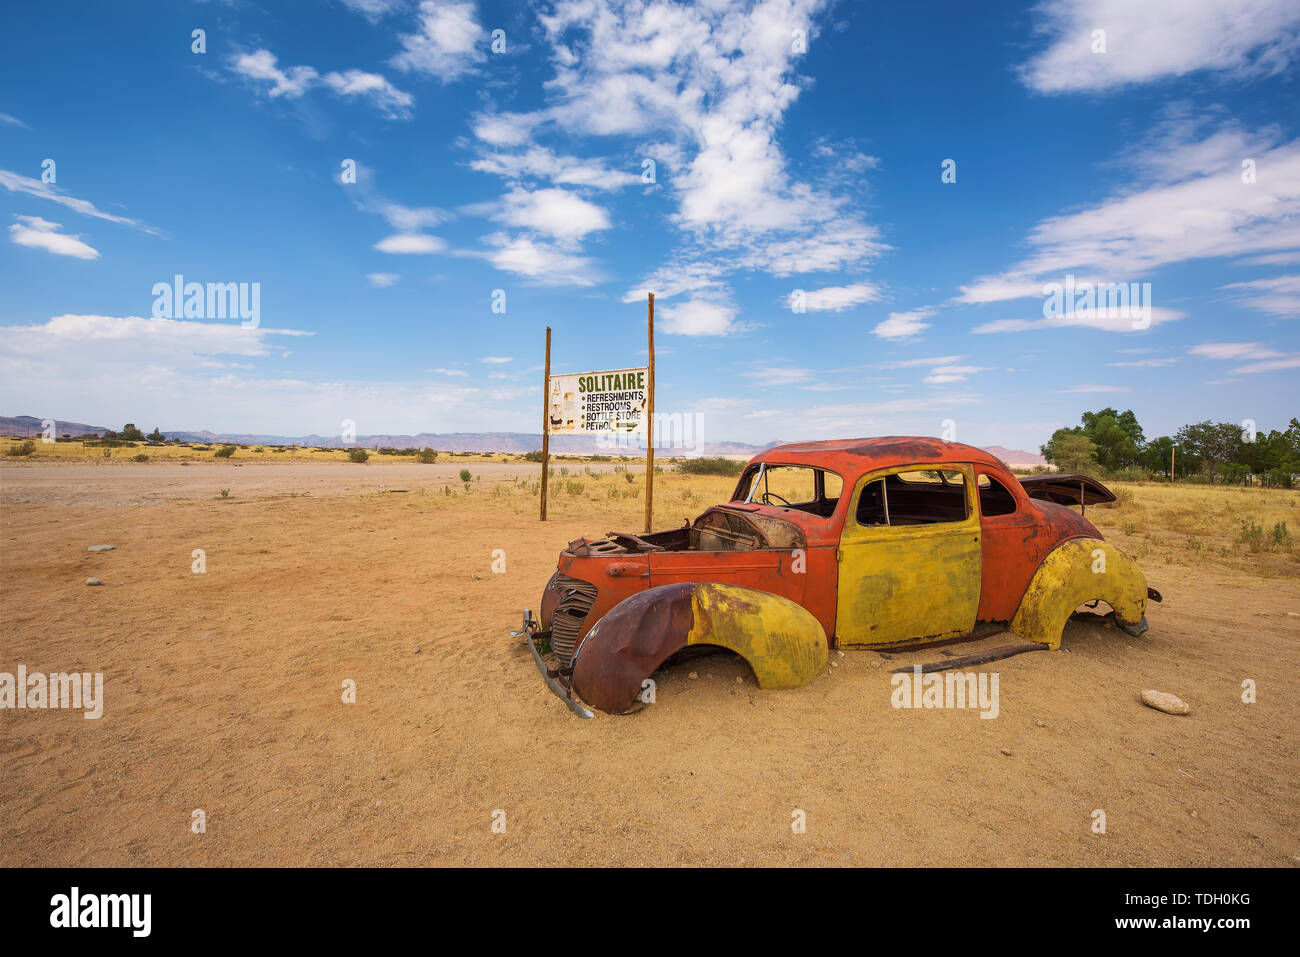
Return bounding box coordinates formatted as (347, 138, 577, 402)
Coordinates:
(549, 574, 598, 665)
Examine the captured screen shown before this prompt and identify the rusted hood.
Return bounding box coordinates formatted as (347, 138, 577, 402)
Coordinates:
(1018, 473, 1116, 507)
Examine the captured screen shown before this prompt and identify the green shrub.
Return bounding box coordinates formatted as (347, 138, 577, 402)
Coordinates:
(348, 447, 370, 463)
(418, 447, 438, 464)
(459, 468, 472, 482)
(5, 440, 36, 457)
(214, 445, 236, 458)
(522, 450, 544, 462)
(132, 453, 149, 462)
(676, 456, 744, 476)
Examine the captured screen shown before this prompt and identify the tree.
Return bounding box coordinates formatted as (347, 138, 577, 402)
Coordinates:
(1174, 421, 1243, 479)
(120, 423, 146, 442)
(146, 427, 165, 443)
(1044, 432, 1099, 473)
(1079, 407, 1145, 471)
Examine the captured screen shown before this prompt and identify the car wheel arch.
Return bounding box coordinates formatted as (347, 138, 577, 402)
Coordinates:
(570, 581, 829, 714)
(1010, 537, 1148, 649)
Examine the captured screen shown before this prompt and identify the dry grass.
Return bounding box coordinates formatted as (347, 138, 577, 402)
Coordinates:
(1, 436, 562, 466)
(1089, 482, 1299, 579)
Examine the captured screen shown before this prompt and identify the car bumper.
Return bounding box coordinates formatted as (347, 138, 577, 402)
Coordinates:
(510, 609, 594, 718)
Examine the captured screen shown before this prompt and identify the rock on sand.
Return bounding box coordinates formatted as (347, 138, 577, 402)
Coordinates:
(1141, 689, 1190, 715)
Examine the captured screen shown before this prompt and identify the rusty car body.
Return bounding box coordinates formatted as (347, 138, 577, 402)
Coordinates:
(514, 436, 1158, 717)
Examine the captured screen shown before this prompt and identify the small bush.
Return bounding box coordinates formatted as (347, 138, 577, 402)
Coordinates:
(5, 440, 36, 457)
(214, 445, 236, 458)
(1240, 520, 1266, 552)
(348, 447, 370, 463)
(459, 468, 472, 482)
(623, 471, 634, 484)
(523, 450, 544, 462)
(418, 447, 438, 464)
(676, 456, 744, 476)
(132, 453, 150, 463)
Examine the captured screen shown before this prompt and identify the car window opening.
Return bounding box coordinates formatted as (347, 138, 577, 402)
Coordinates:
(735, 464, 842, 519)
(857, 469, 969, 526)
(977, 472, 1018, 517)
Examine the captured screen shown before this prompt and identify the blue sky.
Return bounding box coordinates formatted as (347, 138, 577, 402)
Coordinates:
(1, 0, 1297, 450)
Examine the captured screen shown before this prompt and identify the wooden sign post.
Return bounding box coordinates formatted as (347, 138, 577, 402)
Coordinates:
(538, 296, 655, 526)
(540, 325, 551, 521)
(644, 293, 655, 534)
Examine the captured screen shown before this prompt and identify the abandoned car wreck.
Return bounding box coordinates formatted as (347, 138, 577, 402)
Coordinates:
(514, 436, 1159, 717)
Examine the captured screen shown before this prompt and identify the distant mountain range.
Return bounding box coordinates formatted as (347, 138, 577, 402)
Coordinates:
(0, 415, 1047, 466)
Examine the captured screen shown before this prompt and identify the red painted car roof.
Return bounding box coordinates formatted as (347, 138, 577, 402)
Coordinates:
(750, 436, 1007, 478)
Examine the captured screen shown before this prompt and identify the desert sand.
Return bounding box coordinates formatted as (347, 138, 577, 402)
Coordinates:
(1, 460, 1297, 866)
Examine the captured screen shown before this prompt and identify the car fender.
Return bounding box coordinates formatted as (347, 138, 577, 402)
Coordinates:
(570, 581, 829, 714)
(1010, 538, 1148, 649)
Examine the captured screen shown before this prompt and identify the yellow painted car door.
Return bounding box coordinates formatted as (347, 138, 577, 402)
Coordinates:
(835, 465, 981, 647)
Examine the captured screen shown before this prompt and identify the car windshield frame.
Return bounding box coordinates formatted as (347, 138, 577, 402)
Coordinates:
(731, 462, 844, 517)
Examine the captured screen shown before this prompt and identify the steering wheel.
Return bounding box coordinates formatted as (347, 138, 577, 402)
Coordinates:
(761, 491, 791, 506)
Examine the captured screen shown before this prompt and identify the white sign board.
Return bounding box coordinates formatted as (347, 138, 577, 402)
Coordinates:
(547, 368, 649, 435)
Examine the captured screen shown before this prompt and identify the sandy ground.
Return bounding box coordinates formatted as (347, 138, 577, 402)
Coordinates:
(1, 461, 1297, 866)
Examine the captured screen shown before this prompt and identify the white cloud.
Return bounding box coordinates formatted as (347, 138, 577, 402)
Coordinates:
(1107, 357, 1178, 367)
(872, 307, 935, 340)
(231, 50, 413, 118)
(481, 233, 600, 286)
(660, 299, 740, 336)
(1188, 342, 1281, 360)
(0, 168, 159, 234)
(1059, 384, 1132, 394)
(471, 0, 884, 291)
(471, 111, 540, 147)
(0, 113, 27, 128)
(0, 314, 533, 437)
(231, 50, 319, 97)
(0, 314, 310, 367)
(1231, 355, 1300, 374)
(390, 0, 486, 81)
(366, 272, 401, 287)
(321, 69, 414, 118)
(9, 215, 99, 260)
(790, 282, 884, 312)
(622, 260, 728, 303)
(374, 234, 447, 254)
(432, 368, 469, 376)
(481, 356, 512, 364)
(1221, 274, 1300, 318)
(341, 0, 401, 21)
(1019, 0, 1300, 93)
(741, 366, 814, 386)
(470, 147, 641, 190)
(876, 355, 963, 369)
(972, 305, 1184, 334)
(497, 187, 610, 243)
(1187, 341, 1300, 373)
(1235, 251, 1300, 267)
(954, 278, 1044, 304)
(923, 365, 984, 384)
(956, 125, 1300, 307)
